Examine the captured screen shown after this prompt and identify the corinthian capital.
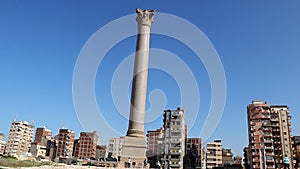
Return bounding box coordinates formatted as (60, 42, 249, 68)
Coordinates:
(136, 8, 155, 27)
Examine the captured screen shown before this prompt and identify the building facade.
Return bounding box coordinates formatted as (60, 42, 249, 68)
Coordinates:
(77, 131, 98, 160)
(206, 140, 222, 169)
(55, 129, 75, 159)
(96, 145, 107, 160)
(0, 133, 6, 156)
(6, 121, 34, 158)
(247, 100, 294, 169)
(147, 128, 163, 158)
(160, 108, 186, 169)
(30, 126, 52, 158)
(270, 105, 294, 168)
(222, 148, 234, 165)
(34, 127, 52, 144)
(186, 138, 202, 168)
(107, 137, 124, 159)
(293, 136, 300, 166)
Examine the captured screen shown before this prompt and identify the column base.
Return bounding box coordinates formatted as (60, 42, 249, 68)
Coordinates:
(119, 136, 147, 168)
(126, 129, 145, 137)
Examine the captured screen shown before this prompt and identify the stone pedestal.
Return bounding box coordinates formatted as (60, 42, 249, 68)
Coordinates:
(120, 136, 147, 168)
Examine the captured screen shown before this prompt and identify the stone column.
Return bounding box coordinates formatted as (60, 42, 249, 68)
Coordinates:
(127, 8, 155, 138)
(120, 9, 155, 168)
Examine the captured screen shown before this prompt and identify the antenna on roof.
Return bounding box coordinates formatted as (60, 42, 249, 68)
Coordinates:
(14, 114, 17, 122)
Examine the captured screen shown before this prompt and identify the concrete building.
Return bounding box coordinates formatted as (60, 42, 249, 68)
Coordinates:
(0, 133, 6, 156)
(293, 136, 300, 166)
(30, 126, 52, 158)
(160, 108, 186, 169)
(246, 100, 294, 169)
(73, 139, 80, 157)
(222, 148, 234, 165)
(270, 105, 294, 168)
(77, 131, 99, 160)
(30, 143, 47, 158)
(96, 145, 107, 160)
(206, 140, 222, 169)
(243, 147, 251, 169)
(46, 139, 57, 161)
(186, 138, 202, 169)
(108, 137, 124, 159)
(55, 129, 75, 159)
(6, 121, 34, 158)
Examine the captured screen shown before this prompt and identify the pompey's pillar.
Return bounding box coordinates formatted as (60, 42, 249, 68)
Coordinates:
(127, 8, 155, 137)
(120, 8, 155, 167)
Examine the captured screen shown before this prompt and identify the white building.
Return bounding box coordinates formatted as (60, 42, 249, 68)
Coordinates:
(108, 137, 124, 159)
(206, 140, 222, 169)
(160, 108, 186, 169)
(6, 121, 34, 158)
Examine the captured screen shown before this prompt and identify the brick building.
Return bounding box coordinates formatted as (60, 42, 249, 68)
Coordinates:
(246, 100, 294, 169)
(77, 131, 99, 160)
(55, 129, 75, 159)
(186, 138, 202, 168)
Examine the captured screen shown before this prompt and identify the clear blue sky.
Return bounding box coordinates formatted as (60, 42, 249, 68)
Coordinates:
(1, 1, 300, 156)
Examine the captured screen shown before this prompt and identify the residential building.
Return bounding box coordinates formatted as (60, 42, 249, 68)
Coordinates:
(206, 140, 222, 169)
(160, 108, 186, 169)
(222, 148, 234, 165)
(77, 131, 99, 160)
(96, 145, 107, 160)
(270, 105, 294, 168)
(30, 143, 47, 158)
(186, 138, 202, 168)
(6, 121, 34, 158)
(55, 129, 75, 159)
(243, 147, 250, 169)
(147, 128, 163, 157)
(108, 137, 124, 159)
(30, 126, 52, 158)
(0, 133, 6, 156)
(246, 100, 294, 169)
(202, 147, 207, 169)
(73, 139, 80, 157)
(293, 136, 300, 166)
(34, 127, 52, 145)
(46, 139, 57, 161)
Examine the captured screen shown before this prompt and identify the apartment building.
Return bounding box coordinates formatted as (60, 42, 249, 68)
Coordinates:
(34, 127, 52, 144)
(6, 121, 34, 158)
(96, 145, 107, 160)
(30, 126, 52, 158)
(147, 128, 163, 158)
(160, 108, 186, 169)
(55, 129, 75, 159)
(222, 148, 234, 165)
(206, 140, 222, 169)
(270, 105, 294, 168)
(186, 138, 202, 168)
(0, 133, 6, 156)
(73, 139, 80, 157)
(293, 136, 300, 165)
(246, 100, 294, 169)
(108, 137, 124, 159)
(77, 131, 99, 160)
